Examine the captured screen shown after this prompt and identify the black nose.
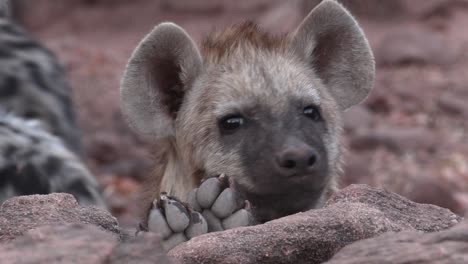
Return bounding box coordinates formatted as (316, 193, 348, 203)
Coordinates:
(277, 145, 319, 174)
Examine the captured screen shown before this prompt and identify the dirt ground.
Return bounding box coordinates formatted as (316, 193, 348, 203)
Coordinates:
(16, 0, 468, 227)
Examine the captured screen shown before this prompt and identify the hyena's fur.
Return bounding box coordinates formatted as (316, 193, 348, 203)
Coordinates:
(0, 113, 104, 206)
(142, 24, 344, 214)
(122, 0, 375, 222)
(0, 4, 105, 207)
(0, 7, 81, 154)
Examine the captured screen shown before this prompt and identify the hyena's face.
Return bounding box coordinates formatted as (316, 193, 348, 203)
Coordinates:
(177, 53, 340, 200)
(175, 46, 346, 220)
(121, 0, 375, 221)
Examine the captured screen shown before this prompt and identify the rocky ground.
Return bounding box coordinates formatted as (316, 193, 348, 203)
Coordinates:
(0, 185, 464, 263)
(13, 0, 468, 231)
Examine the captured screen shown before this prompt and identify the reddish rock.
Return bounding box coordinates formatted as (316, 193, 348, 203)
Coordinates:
(160, 0, 275, 13)
(376, 28, 458, 66)
(350, 126, 436, 153)
(343, 106, 374, 134)
(402, 0, 458, 18)
(169, 185, 461, 264)
(108, 232, 171, 264)
(302, 0, 406, 20)
(302, 0, 459, 20)
(0, 224, 117, 264)
(0, 193, 120, 242)
(0, 224, 170, 264)
(258, 2, 301, 33)
(438, 93, 468, 118)
(326, 220, 468, 264)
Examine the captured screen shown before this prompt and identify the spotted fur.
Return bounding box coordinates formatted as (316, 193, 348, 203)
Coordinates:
(0, 113, 105, 206)
(0, 4, 105, 207)
(0, 6, 80, 153)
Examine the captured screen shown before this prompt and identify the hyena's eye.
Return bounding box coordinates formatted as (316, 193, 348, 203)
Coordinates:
(219, 114, 245, 134)
(303, 105, 321, 121)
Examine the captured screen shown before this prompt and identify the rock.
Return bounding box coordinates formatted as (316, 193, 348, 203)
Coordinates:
(376, 28, 458, 66)
(402, 0, 456, 18)
(160, 0, 222, 13)
(169, 185, 461, 264)
(350, 126, 436, 153)
(302, 0, 406, 20)
(108, 232, 171, 264)
(326, 220, 468, 264)
(438, 93, 468, 118)
(0, 193, 120, 242)
(0, 224, 117, 264)
(258, 2, 302, 34)
(343, 106, 374, 134)
(326, 185, 460, 232)
(454, 192, 468, 215)
(340, 0, 405, 19)
(302, 0, 458, 20)
(342, 153, 373, 186)
(406, 175, 465, 215)
(15, 0, 82, 31)
(0, 224, 170, 264)
(160, 0, 276, 13)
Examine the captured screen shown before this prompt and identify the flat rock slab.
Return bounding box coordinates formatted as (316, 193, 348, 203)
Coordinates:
(0, 193, 120, 242)
(376, 28, 459, 67)
(326, 220, 468, 264)
(169, 184, 461, 264)
(0, 224, 170, 264)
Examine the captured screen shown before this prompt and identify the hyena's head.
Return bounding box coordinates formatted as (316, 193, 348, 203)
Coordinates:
(121, 0, 374, 221)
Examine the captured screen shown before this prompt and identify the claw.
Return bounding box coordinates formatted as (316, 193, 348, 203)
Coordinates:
(217, 173, 230, 188)
(161, 195, 190, 233)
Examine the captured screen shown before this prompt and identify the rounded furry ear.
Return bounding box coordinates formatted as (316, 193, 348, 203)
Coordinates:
(120, 23, 202, 138)
(291, 0, 375, 110)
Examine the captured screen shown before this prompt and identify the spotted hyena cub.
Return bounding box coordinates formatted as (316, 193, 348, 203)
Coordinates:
(121, 0, 374, 250)
(0, 1, 105, 207)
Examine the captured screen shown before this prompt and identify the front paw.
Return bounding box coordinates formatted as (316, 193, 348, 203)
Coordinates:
(141, 174, 253, 251)
(188, 174, 253, 232)
(141, 194, 208, 251)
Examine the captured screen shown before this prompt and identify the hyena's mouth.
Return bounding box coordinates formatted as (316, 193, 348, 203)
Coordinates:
(245, 185, 327, 223)
(229, 173, 327, 222)
(233, 170, 329, 197)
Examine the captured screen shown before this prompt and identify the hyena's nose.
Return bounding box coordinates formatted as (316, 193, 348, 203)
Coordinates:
(276, 145, 319, 175)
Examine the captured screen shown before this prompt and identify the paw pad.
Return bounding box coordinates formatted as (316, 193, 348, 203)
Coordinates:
(145, 174, 253, 251)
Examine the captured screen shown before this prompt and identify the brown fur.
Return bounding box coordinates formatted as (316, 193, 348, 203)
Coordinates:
(140, 139, 205, 221)
(201, 22, 289, 64)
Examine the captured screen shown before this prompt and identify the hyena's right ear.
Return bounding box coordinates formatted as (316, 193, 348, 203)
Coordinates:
(290, 0, 375, 111)
(120, 23, 202, 138)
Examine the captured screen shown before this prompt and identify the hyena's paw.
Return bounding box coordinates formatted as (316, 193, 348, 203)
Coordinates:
(143, 174, 252, 251)
(187, 174, 253, 232)
(144, 195, 208, 251)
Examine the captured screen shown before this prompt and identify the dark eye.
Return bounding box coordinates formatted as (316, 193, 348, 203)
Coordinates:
(219, 114, 244, 134)
(303, 105, 321, 121)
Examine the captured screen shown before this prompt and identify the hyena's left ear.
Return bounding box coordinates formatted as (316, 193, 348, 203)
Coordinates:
(290, 0, 375, 110)
(120, 23, 202, 137)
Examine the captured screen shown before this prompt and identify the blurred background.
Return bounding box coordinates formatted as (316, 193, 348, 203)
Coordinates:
(12, 0, 468, 227)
